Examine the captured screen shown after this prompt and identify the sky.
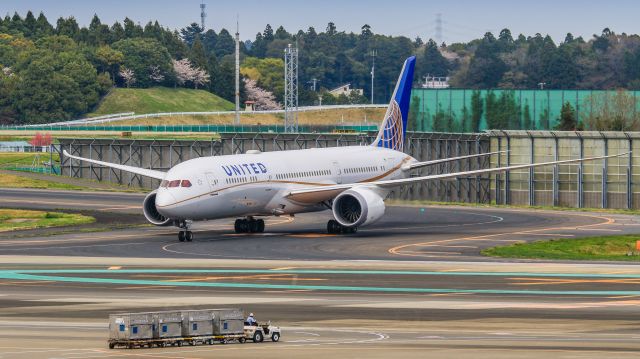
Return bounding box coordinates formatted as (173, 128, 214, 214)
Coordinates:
(2, 0, 639, 44)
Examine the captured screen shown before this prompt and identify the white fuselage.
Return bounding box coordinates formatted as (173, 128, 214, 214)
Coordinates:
(155, 146, 415, 221)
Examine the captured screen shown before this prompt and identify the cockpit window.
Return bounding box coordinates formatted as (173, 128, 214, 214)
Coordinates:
(160, 180, 168, 187)
(181, 180, 192, 188)
(168, 180, 181, 187)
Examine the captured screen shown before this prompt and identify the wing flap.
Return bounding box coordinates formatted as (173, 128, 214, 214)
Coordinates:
(286, 152, 628, 202)
(63, 150, 166, 180)
(401, 150, 506, 171)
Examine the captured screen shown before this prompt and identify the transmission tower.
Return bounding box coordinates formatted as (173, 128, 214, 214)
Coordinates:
(200, 1, 206, 30)
(435, 13, 443, 44)
(284, 44, 299, 133)
(234, 18, 240, 125)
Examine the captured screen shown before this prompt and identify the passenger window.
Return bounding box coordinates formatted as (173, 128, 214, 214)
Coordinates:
(132, 326, 138, 334)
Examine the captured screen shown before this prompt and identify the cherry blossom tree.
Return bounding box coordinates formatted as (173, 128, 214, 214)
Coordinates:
(148, 65, 165, 83)
(192, 67, 210, 89)
(119, 67, 136, 88)
(243, 78, 281, 110)
(172, 58, 209, 89)
(172, 58, 192, 87)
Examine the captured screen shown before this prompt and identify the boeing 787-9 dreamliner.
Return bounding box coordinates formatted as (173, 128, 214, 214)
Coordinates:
(64, 57, 624, 241)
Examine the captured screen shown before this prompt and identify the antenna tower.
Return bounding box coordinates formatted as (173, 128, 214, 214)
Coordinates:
(234, 17, 240, 125)
(284, 44, 299, 133)
(200, 1, 206, 30)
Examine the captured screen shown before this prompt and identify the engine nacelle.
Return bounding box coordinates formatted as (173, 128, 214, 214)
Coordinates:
(143, 191, 172, 226)
(332, 187, 386, 228)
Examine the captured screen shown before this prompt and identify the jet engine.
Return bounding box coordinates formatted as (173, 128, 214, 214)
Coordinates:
(332, 187, 385, 228)
(142, 191, 172, 226)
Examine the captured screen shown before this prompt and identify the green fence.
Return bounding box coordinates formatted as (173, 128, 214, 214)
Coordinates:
(409, 89, 640, 132)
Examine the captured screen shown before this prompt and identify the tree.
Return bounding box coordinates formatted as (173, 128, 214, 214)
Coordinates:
(112, 38, 173, 87)
(148, 65, 165, 83)
(180, 22, 203, 47)
(94, 45, 124, 81)
(119, 67, 135, 88)
(243, 78, 281, 110)
(583, 90, 640, 130)
(419, 39, 450, 77)
(471, 90, 483, 132)
(555, 102, 577, 130)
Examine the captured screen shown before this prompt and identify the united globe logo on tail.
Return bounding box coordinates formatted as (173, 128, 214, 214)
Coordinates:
(377, 100, 404, 151)
(373, 56, 416, 153)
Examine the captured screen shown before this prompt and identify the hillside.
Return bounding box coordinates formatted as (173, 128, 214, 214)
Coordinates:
(89, 87, 235, 116)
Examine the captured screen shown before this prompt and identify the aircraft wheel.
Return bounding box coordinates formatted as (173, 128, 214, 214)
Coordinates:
(185, 231, 193, 242)
(257, 219, 265, 233)
(327, 220, 341, 234)
(234, 219, 242, 233)
(178, 231, 185, 242)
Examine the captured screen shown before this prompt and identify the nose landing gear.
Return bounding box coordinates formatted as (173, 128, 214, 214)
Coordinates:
(176, 220, 193, 242)
(234, 218, 265, 233)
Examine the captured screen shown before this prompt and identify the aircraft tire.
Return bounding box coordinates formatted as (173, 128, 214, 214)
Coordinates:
(185, 231, 193, 242)
(257, 219, 265, 233)
(178, 231, 185, 242)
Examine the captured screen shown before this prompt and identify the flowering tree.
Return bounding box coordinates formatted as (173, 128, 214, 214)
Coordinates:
(119, 67, 136, 88)
(148, 65, 165, 83)
(243, 78, 281, 110)
(29, 132, 53, 146)
(192, 67, 210, 89)
(172, 58, 192, 87)
(2, 67, 12, 76)
(172, 58, 210, 89)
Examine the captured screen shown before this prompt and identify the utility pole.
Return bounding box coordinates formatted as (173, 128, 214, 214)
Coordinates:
(370, 49, 376, 104)
(234, 17, 240, 125)
(308, 78, 318, 92)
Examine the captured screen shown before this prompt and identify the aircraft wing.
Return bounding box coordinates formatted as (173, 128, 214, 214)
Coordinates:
(286, 152, 627, 203)
(63, 150, 167, 180)
(401, 150, 506, 171)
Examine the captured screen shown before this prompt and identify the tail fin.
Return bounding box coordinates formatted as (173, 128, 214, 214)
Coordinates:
(372, 56, 416, 152)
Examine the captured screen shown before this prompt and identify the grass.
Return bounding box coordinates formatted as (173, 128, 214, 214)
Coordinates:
(0, 152, 60, 169)
(0, 209, 95, 232)
(89, 87, 235, 116)
(108, 107, 385, 126)
(482, 234, 640, 261)
(0, 172, 88, 190)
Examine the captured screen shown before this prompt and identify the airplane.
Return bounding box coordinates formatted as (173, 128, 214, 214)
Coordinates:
(64, 56, 626, 242)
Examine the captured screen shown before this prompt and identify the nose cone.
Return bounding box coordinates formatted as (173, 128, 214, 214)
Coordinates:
(155, 189, 177, 208)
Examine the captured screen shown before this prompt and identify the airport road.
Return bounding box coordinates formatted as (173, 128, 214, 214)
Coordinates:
(2, 188, 640, 358)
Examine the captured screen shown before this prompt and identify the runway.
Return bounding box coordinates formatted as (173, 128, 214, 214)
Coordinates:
(2, 188, 640, 358)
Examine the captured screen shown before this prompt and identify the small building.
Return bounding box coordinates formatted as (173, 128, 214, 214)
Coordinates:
(244, 100, 255, 112)
(422, 76, 450, 89)
(328, 83, 364, 97)
(0, 141, 33, 152)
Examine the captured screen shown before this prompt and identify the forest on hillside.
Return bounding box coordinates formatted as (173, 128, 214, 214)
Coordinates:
(1, 11, 639, 125)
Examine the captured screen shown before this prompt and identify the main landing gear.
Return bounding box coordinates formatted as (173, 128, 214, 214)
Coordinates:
(327, 219, 357, 234)
(177, 220, 193, 242)
(234, 218, 265, 234)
